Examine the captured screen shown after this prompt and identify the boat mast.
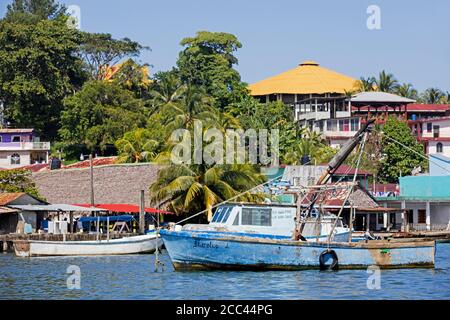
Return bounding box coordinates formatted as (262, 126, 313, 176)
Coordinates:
(293, 119, 375, 240)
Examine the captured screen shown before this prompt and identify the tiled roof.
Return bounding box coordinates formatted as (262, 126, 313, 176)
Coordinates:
(301, 182, 379, 208)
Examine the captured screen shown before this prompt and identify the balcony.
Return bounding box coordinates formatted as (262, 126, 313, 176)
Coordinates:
(296, 110, 330, 121)
(0, 142, 50, 151)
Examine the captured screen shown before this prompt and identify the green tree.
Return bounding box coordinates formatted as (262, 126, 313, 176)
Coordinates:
(283, 128, 336, 165)
(59, 80, 147, 154)
(396, 83, 418, 100)
(115, 128, 159, 163)
(78, 32, 147, 80)
(5, 0, 65, 23)
(164, 85, 216, 131)
(0, 169, 43, 200)
(378, 116, 426, 183)
(150, 163, 266, 221)
(357, 76, 376, 92)
(177, 31, 249, 109)
(0, 17, 85, 139)
(109, 59, 151, 98)
(148, 70, 187, 114)
(374, 70, 399, 93)
(420, 87, 444, 104)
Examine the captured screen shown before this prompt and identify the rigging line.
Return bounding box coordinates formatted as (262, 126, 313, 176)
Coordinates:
(327, 132, 368, 245)
(374, 129, 450, 175)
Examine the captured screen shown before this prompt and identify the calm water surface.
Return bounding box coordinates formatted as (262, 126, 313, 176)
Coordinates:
(1, 243, 449, 300)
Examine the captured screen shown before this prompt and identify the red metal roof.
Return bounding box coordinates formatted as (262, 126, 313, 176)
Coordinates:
(74, 203, 174, 214)
(406, 104, 450, 112)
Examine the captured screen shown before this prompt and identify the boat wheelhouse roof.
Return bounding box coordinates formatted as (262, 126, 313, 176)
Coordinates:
(218, 202, 297, 208)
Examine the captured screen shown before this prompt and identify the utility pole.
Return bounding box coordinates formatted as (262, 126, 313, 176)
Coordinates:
(139, 190, 145, 234)
(90, 154, 95, 208)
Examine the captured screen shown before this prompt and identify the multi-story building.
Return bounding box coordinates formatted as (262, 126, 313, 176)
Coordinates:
(410, 116, 450, 158)
(0, 128, 50, 169)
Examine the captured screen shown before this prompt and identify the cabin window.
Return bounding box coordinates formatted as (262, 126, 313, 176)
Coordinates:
(221, 207, 231, 223)
(212, 206, 232, 223)
(436, 142, 443, 153)
(233, 213, 239, 225)
(241, 208, 272, 226)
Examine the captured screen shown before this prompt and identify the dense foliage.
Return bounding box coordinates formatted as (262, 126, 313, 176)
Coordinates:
(0, 169, 43, 199)
(378, 117, 427, 183)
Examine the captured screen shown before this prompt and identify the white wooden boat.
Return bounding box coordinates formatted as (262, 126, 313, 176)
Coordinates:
(13, 233, 163, 257)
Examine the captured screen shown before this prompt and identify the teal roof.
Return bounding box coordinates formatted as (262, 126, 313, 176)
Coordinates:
(379, 175, 450, 201)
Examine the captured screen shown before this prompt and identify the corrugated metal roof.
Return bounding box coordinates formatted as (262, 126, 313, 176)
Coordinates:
(249, 60, 358, 95)
(301, 182, 379, 209)
(350, 92, 416, 103)
(0, 206, 19, 214)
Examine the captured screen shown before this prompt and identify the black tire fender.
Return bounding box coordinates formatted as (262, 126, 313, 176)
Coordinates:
(319, 249, 339, 270)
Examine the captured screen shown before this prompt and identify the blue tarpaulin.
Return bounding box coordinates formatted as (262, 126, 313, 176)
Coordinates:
(79, 215, 135, 223)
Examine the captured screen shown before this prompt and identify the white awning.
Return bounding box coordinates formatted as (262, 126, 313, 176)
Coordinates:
(8, 204, 106, 212)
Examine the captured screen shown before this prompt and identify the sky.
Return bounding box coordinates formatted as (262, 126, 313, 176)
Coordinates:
(1, 0, 449, 92)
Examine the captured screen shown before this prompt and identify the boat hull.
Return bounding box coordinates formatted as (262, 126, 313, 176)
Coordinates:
(161, 230, 435, 270)
(14, 234, 163, 257)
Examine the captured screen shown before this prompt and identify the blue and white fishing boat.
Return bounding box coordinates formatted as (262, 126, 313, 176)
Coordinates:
(181, 202, 351, 242)
(161, 119, 436, 270)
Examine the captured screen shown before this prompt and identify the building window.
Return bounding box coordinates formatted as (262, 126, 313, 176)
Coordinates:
(418, 209, 426, 224)
(241, 208, 272, 226)
(11, 153, 20, 165)
(12, 136, 21, 142)
(427, 123, 432, 133)
(436, 142, 443, 153)
(433, 125, 440, 138)
(0, 136, 2, 142)
(350, 118, 360, 131)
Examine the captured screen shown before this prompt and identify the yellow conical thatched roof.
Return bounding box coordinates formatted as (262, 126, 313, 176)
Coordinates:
(249, 60, 358, 96)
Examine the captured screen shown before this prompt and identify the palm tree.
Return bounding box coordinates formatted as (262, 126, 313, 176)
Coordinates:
(283, 128, 336, 165)
(374, 70, 399, 93)
(396, 83, 418, 100)
(420, 87, 444, 104)
(357, 76, 376, 92)
(150, 163, 266, 221)
(165, 86, 216, 131)
(149, 71, 187, 114)
(115, 128, 159, 163)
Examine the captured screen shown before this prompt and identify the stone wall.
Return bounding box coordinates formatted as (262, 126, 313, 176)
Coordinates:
(33, 163, 162, 206)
